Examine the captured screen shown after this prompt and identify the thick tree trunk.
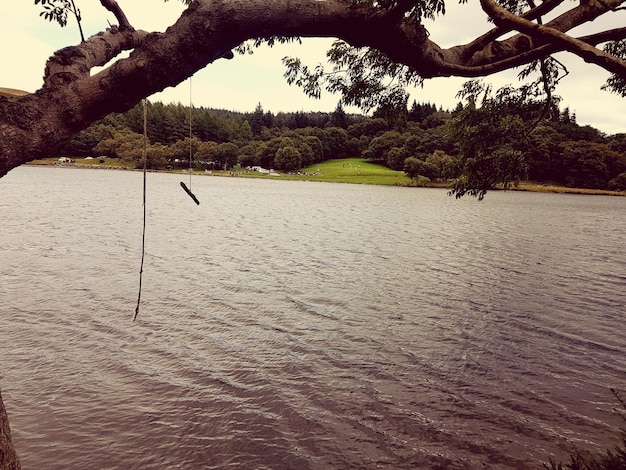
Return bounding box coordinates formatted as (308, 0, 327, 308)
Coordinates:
(0, 391, 20, 470)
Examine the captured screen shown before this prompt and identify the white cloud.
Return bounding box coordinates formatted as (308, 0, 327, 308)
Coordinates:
(1, 1, 624, 134)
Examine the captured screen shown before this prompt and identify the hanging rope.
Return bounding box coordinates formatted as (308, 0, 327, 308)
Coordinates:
(133, 99, 148, 322)
(181, 77, 200, 205)
(189, 76, 193, 189)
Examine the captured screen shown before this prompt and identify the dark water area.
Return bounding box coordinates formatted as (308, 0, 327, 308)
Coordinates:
(1, 166, 625, 469)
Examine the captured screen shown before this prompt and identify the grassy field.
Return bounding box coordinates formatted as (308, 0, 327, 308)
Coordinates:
(263, 158, 414, 185)
(511, 181, 626, 196)
(28, 156, 414, 185)
(28, 157, 132, 169)
(25, 157, 626, 196)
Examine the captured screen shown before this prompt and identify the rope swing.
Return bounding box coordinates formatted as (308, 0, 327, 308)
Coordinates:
(133, 98, 149, 322)
(133, 80, 199, 321)
(181, 77, 200, 205)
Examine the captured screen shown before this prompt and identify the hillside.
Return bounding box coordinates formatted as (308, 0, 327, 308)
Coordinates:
(0, 87, 29, 98)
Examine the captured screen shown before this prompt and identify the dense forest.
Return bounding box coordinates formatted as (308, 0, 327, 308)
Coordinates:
(63, 98, 626, 192)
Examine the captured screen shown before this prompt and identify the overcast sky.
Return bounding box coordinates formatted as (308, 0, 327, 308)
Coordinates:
(1, 0, 624, 134)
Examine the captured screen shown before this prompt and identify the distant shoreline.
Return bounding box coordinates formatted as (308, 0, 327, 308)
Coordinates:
(24, 159, 626, 197)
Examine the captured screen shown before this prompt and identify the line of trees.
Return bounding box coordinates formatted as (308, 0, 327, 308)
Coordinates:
(62, 98, 626, 192)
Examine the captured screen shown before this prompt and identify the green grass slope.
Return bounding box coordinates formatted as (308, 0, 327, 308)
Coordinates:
(279, 158, 413, 185)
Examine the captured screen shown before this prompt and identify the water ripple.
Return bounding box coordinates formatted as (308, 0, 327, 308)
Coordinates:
(1, 167, 625, 469)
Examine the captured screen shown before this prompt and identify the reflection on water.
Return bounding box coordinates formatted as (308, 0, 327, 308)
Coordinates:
(1, 166, 625, 469)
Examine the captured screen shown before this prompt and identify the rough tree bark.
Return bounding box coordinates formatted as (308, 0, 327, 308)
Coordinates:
(0, 391, 19, 470)
(1, 0, 625, 465)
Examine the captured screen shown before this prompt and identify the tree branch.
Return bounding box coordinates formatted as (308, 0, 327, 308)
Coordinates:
(438, 26, 626, 77)
(480, 0, 626, 77)
(100, 0, 133, 30)
(462, 0, 566, 59)
(43, 28, 147, 87)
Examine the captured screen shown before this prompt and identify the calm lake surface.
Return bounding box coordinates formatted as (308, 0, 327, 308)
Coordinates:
(1, 165, 625, 469)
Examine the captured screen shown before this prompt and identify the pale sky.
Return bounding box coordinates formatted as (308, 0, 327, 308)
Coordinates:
(1, 0, 624, 134)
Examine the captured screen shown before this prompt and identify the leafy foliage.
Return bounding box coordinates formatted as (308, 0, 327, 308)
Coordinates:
(34, 0, 192, 41)
(274, 145, 303, 170)
(447, 81, 531, 199)
(34, 0, 85, 41)
(602, 40, 626, 97)
(64, 94, 626, 197)
(348, 0, 445, 21)
(284, 40, 423, 111)
(35, 0, 75, 27)
(609, 173, 626, 190)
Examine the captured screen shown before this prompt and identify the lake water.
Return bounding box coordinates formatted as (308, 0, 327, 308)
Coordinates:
(1, 165, 625, 469)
